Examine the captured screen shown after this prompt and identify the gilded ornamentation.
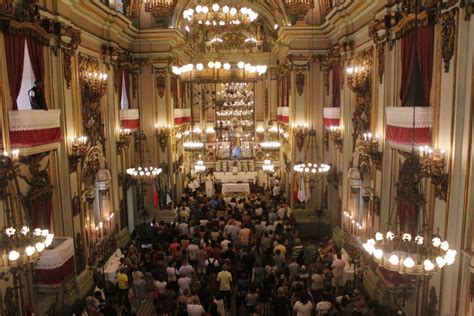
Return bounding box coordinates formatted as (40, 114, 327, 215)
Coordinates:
(295, 71, 305, 96)
(17, 152, 53, 225)
(348, 47, 373, 148)
(376, 42, 385, 83)
(440, 9, 457, 73)
(460, 0, 474, 21)
(78, 54, 107, 148)
(55, 23, 81, 89)
(323, 67, 330, 96)
(132, 72, 139, 98)
(155, 69, 167, 98)
(0, 0, 13, 17)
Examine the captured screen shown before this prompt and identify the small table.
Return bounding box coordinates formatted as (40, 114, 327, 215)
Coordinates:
(221, 182, 251, 195)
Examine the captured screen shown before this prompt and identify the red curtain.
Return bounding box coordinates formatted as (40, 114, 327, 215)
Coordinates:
(399, 25, 434, 106)
(4, 34, 26, 110)
(26, 37, 45, 93)
(416, 26, 434, 106)
(31, 197, 52, 230)
(332, 65, 341, 107)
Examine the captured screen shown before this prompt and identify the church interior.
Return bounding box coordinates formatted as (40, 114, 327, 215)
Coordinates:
(0, 0, 473, 315)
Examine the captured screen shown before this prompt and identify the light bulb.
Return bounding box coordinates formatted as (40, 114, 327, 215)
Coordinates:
(423, 259, 435, 271)
(8, 250, 20, 261)
(440, 241, 449, 251)
(415, 235, 424, 245)
(212, 3, 219, 12)
(222, 5, 229, 13)
(388, 254, 399, 265)
(223, 63, 231, 70)
(436, 256, 445, 268)
(36, 242, 45, 252)
(26, 246, 36, 256)
(403, 257, 415, 268)
(208, 61, 215, 68)
(237, 61, 245, 69)
(402, 233, 412, 242)
(230, 7, 237, 16)
(432, 237, 442, 247)
(375, 232, 383, 241)
(373, 249, 383, 260)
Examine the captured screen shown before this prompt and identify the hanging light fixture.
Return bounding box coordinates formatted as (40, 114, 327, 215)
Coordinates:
(172, 62, 267, 82)
(182, 1, 258, 30)
(0, 146, 53, 268)
(126, 166, 162, 180)
(145, 0, 178, 20)
(293, 129, 330, 180)
(362, 4, 455, 275)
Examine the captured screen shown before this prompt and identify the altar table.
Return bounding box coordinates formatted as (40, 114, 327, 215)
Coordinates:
(214, 172, 257, 183)
(221, 182, 251, 195)
(104, 249, 124, 284)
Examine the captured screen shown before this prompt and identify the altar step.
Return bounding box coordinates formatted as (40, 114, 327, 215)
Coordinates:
(292, 208, 331, 239)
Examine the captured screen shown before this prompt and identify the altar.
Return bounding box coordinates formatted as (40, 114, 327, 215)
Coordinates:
(221, 182, 251, 195)
(214, 171, 257, 183)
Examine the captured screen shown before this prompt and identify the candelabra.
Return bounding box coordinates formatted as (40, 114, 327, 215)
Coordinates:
(292, 123, 309, 152)
(359, 132, 382, 169)
(418, 146, 448, 201)
(81, 71, 108, 100)
(283, 0, 314, 20)
(144, 0, 178, 20)
(69, 136, 88, 172)
(155, 124, 170, 152)
(346, 63, 370, 95)
(328, 126, 343, 151)
(117, 128, 132, 152)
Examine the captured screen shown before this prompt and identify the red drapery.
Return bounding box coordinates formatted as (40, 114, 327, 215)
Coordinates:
(10, 128, 61, 147)
(180, 81, 186, 108)
(26, 37, 45, 94)
(399, 25, 434, 106)
(332, 65, 341, 107)
(4, 34, 26, 110)
(124, 69, 131, 105)
(31, 197, 52, 230)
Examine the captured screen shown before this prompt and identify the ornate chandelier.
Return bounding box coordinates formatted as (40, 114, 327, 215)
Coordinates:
(145, 0, 178, 20)
(182, 2, 258, 29)
(172, 61, 267, 82)
(283, 0, 314, 19)
(194, 159, 206, 173)
(362, 153, 456, 275)
(126, 166, 162, 180)
(293, 128, 330, 180)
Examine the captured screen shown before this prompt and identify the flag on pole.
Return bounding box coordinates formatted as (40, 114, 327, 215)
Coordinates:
(166, 175, 173, 205)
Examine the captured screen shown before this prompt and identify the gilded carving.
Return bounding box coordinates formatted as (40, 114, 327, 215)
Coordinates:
(132, 72, 139, 98)
(296, 71, 305, 96)
(78, 54, 106, 148)
(460, 0, 474, 21)
(0, 0, 13, 18)
(376, 42, 385, 83)
(323, 68, 330, 96)
(55, 23, 81, 89)
(440, 9, 457, 73)
(155, 69, 167, 98)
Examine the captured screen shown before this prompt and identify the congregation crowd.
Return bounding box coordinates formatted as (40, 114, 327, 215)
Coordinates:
(82, 190, 379, 316)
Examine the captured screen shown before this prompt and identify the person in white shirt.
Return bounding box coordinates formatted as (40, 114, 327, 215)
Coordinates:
(187, 241, 200, 266)
(179, 260, 195, 278)
(187, 296, 205, 316)
(293, 293, 313, 316)
(331, 253, 346, 291)
(178, 275, 192, 295)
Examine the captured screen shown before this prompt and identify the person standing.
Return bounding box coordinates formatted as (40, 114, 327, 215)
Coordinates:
(216, 266, 233, 310)
(293, 292, 314, 316)
(205, 171, 215, 197)
(28, 80, 48, 110)
(116, 267, 129, 306)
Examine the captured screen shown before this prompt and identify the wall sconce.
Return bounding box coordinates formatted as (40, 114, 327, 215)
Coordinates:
(418, 146, 448, 201)
(292, 123, 309, 152)
(117, 128, 132, 152)
(328, 126, 343, 151)
(81, 71, 108, 100)
(346, 63, 370, 94)
(360, 132, 382, 169)
(69, 136, 88, 172)
(155, 124, 170, 152)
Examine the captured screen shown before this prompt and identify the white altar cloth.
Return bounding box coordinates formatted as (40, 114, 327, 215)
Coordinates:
(221, 183, 251, 195)
(214, 172, 257, 183)
(104, 249, 124, 284)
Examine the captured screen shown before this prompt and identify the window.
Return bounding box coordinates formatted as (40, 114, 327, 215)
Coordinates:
(17, 40, 36, 110)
